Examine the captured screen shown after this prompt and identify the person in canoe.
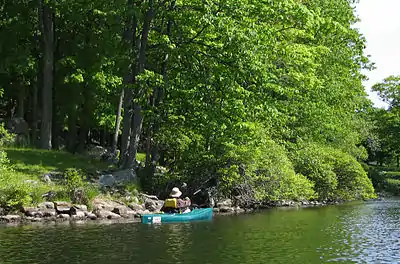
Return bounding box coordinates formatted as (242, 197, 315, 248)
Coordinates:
(161, 187, 192, 214)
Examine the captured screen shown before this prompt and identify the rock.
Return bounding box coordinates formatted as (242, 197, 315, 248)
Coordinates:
(70, 205, 88, 215)
(92, 198, 125, 211)
(42, 174, 52, 183)
(234, 207, 245, 214)
(38, 202, 55, 209)
(106, 212, 121, 219)
(24, 180, 38, 185)
(41, 209, 56, 217)
(58, 214, 70, 219)
(99, 174, 116, 187)
(217, 199, 232, 208)
(219, 207, 235, 213)
(212, 208, 220, 213)
(23, 207, 39, 217)
(85, 212, 97, 220)
(25, 217, 42, 222)
(112, 206, 128, 216)
(145, 199, 163, 212)
(126, 210, 136, 218)
(112, 169, 136, 182)
(94, 209, 120, 219)
(54, 201, 72, 214)
(1, 215, 21, 222)
(128, 203, 145, 211)
(71, 211, 86, 219)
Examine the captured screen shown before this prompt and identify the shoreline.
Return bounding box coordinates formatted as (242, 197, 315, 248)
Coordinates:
(0, 197, 358, 228)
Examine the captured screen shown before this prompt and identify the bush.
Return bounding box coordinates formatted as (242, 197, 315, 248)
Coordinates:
(384, 178, 400, 195)
(218, 138, 315, 202)
(63, 168, 98, 205)
(0, 151, 32, 210)
(291, 143, 376, 201)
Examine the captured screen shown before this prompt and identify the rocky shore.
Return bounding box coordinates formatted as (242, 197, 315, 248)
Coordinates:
(0, 195, 339, 226)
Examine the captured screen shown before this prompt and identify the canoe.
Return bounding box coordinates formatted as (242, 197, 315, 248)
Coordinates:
(141, 208, 213, 224)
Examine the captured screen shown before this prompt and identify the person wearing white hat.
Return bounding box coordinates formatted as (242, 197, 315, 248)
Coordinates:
(161, 187, 191, 214)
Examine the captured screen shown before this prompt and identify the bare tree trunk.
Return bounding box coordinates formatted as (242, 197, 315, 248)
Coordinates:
(112, 88, 124, 152)
(17, 86, 25, 119)
(123, 0, 154, 169)
(76, 84, 92, 153)
(120, 0, 138, 166)
(39, 1, 54, 150)
(151, 3, 174, 164)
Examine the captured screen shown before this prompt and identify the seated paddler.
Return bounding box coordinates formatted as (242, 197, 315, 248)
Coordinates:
(161, 187, 191, 214)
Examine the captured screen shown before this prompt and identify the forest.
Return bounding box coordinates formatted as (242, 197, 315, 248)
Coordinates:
(2, 0, 398, 209)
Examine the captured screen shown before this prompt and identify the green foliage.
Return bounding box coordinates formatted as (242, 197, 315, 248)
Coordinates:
(0, 0, 378, 204)
(384, 178, 400, 195)
(0, 151, 32, 210)
(292, 143, 376, 201)
(64, 168, 99, 205)
(0, 124, 16, 147)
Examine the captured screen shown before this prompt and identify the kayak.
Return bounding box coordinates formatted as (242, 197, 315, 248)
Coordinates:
(141, 208, 213, 224)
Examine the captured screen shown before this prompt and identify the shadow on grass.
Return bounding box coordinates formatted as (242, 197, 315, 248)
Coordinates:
(4, 148, 113, 179)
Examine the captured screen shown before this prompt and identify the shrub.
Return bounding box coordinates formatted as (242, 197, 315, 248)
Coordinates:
(218, 138, 315, 202)
(291, 143, 376, 201)
(63, 168, 99, 205)
(0, 151, 32, 210)
(384, 178, 400, 195)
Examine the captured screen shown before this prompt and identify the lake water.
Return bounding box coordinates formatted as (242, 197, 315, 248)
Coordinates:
(1, 199, 400, 264)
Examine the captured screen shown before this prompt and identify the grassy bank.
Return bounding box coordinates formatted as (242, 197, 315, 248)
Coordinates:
(0, 147, 122, 211)
(368, 165, 400, 195)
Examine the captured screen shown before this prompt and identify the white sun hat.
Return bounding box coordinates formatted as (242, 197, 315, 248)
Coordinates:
(170, 187, 182, 198)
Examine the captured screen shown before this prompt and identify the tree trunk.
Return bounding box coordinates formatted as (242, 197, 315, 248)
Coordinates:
(123, 0, 154, 169)
(120, 0, 138, 166)
(66, 104, 78, 153)
(39, 1, 54, 150)
(76, 84, 92, 153)
(151, 3, 173, 164)
(31, 77, 39, 146)
(112, 88, 124, 152)
(17, 86, 25, 119)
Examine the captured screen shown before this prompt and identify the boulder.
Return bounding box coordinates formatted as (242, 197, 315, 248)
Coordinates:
(42, 174, 52, 183)
(128, 203, 145, 211)
(219, 207, 235, 213)
(93, 209, 121, 219)
(85, 212, 97, 220)
(112, 206, 128, 216)
(40, 209, 56, 217)
(212, 208, 220, 213)
(70, 205, 88, 214)
(71, 211, 86, 219)
(92, 198, 124, 211)
(1, 215, 21, 222)
(234, 207, 245, 214)
(145, 199, 163, 212)
(54, 201, 72, 214)
(38, 202, 55, 209)
(216, 199, 232, 208)
(58, 214, 70, 219)
(99, 174, 116, 187)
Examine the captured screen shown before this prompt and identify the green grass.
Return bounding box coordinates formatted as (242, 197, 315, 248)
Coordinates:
(3, 147, 114, 181)
(0, 147, 145, 208)
(137, 152, 146, 163)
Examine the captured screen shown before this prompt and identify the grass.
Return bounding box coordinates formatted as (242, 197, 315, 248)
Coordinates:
(3, 147, 114, 181)
(0, 147, 146, 208)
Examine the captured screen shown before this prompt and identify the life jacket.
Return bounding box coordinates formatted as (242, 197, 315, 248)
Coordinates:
(164, 198, 178, 209)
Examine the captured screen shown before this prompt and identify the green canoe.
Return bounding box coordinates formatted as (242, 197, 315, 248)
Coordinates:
(141, 208, 213, 224)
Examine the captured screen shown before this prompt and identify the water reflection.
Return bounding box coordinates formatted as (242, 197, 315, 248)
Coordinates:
(0, 200, 400, 263)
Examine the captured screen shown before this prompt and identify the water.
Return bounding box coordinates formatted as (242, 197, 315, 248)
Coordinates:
(1, 199, 400, 264)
